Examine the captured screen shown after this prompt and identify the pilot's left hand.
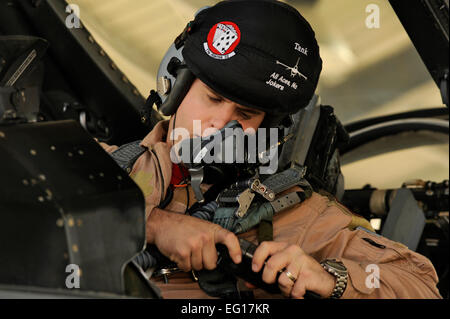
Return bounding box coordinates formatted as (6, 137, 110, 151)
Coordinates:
(250, 241, 336, 299)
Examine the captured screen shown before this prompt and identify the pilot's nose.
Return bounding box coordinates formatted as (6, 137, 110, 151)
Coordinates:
(209, 103, 235, 130)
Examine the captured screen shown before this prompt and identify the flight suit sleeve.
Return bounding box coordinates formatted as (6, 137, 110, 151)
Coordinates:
(301, 199, 442, 299)
(94, 139, 160, 216)
(93, 138, 119, 153)
(96, 138, 171, 221)
(128, 149, 170, 220)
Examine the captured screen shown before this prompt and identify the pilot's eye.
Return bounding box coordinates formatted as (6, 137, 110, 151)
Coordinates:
(236, 109, 251, 120)
(207, 95, 222, 103)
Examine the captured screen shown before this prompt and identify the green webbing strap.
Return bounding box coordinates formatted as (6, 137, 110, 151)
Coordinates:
(257, 217, 273, 244)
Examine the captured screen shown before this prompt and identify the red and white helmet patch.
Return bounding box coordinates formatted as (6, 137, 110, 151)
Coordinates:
(203, 21, 241, 60)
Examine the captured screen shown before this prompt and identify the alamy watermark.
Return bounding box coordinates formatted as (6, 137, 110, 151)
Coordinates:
(65, 264, 80, 289)
(170, 120, 279, 174)
(365, 264, 380, 289)
(365, 4, 380, 29)
(65, 4, 81, 29)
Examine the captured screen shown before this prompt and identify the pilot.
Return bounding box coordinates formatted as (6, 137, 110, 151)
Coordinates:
(99, 0, 441, 299)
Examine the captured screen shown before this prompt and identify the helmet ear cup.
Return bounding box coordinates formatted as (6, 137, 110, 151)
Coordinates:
(159, 67, 195, 116)
(154, 39, 195, 117)
(154, 6, 211, 117)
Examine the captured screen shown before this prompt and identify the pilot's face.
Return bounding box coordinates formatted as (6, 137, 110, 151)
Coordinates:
(167, 78, 265, 145)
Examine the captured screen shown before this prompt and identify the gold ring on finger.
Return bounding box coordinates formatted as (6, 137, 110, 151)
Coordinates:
(285, 270, 297, 283)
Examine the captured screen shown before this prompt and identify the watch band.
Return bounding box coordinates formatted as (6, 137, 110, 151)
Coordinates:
(320, 259, 348, 299)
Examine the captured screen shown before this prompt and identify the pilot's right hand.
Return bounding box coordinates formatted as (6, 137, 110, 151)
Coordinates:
(147, 208, 242, 271)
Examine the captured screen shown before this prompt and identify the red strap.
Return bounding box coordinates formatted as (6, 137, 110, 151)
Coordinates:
(170, 163, 189, 186)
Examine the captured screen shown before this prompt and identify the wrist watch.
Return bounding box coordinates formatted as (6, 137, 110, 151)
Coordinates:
(320, 259, 348, 299)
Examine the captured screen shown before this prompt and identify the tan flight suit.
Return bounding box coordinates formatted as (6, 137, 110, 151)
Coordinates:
(100, 120, 442, 299)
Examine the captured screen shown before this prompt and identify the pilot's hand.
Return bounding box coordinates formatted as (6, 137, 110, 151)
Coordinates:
(251, 241, 335, 299)
(148, 208, 241, 271)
